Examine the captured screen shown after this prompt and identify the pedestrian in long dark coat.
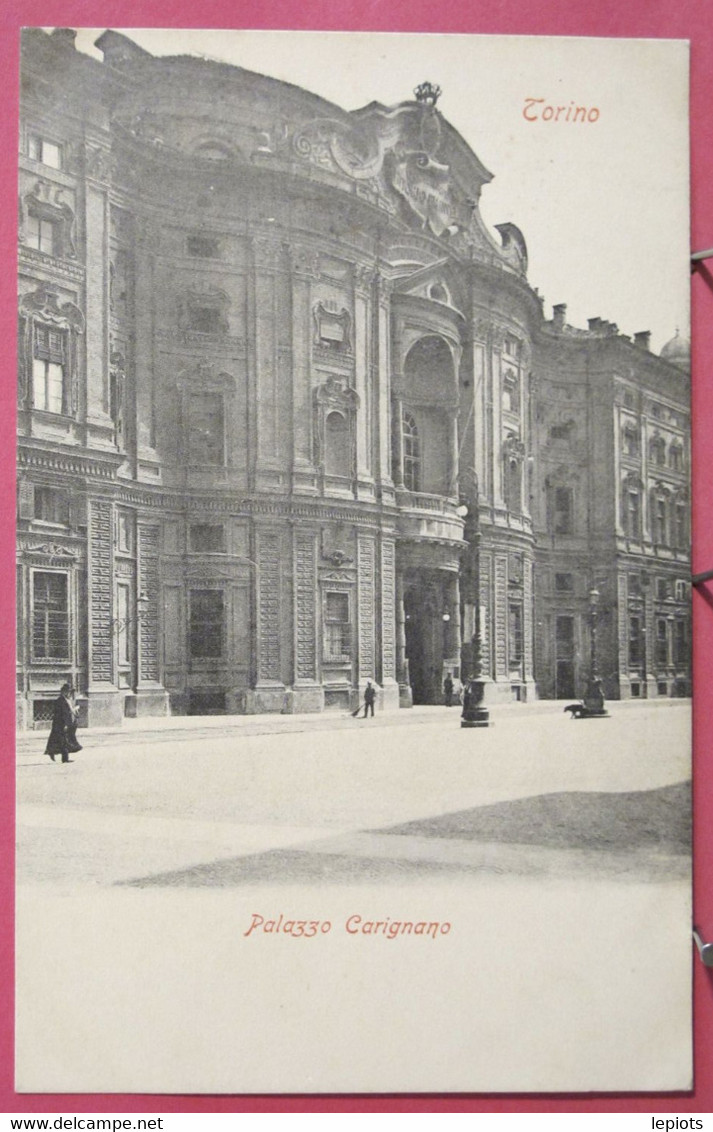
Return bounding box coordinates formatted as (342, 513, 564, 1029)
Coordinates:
(362, 680, 377, 718)
(443, 672, 454, 707)
(45, 684, 82, 763)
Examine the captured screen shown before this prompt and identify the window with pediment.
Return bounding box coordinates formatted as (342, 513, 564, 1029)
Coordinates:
(314, 376, 359, 481)
(18, 285, 84, 416)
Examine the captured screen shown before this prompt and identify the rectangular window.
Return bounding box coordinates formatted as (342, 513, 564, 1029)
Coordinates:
(554, 573, 574, 594)
(629, 616, 642, 667)
(188, 394, 224, 466)
(674, 579, 688, 602)
(28, 134, 62, 168)
(674, 620, 688, 667)
(674, 503, 687, 548)
(323, 591, 351, 660)
(629, 573, 642, 597)
(189, 589, 224, 658)
(626, 490, 641, 538)
(656, 578, 670, 601)
(189, 524, 226, 553)
(32, 325, 66, 413)
(654, 498, 667, 544)
(34, 486, 69, 525)
(116, 583, 131, 666)
(655, 618, 668, 667)
(26, 214, 57, 255)
(553, 487, 573, 534)
(116, 512, 133, 554)
(32, 571, 69, 660)
(508, 602, 524, 667)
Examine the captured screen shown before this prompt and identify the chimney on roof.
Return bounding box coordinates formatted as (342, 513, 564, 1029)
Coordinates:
(634, 331, 651, 350)
(51, 28, 77, 48)
(552, 303, 567, 332)
(588, 317, 602, 331)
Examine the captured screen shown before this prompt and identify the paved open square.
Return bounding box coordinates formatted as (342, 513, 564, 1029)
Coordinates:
(17, 700, 691, 890)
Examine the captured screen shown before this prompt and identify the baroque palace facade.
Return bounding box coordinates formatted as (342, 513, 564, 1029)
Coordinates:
(16, 29, 691, 728)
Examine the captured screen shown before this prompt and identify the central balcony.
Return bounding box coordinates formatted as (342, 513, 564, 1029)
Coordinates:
(395, 489, 465, 544)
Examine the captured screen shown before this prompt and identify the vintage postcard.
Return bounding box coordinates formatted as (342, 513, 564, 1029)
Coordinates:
(15, 29, 691, 1093)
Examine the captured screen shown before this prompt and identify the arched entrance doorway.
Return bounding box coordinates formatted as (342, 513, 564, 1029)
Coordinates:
(403, 583, 447, 704)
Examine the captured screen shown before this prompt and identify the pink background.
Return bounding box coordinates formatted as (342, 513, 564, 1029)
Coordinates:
(1, 0, 711, 1114)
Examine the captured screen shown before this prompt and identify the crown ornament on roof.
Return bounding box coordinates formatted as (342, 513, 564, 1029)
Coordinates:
(414, 81, 442, 106)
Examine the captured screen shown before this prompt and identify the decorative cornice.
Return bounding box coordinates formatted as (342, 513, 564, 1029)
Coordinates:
(18, 444, 123, 481)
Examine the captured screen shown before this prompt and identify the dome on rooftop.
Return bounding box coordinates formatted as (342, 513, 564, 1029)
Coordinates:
(660, 328, 690, 370)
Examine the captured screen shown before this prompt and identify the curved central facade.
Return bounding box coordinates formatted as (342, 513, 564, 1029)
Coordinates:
(16, 30, 689, 727)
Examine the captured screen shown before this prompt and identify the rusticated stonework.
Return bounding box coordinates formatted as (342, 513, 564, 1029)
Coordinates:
(494, 555, 508, 676)
(380, 538, 396, 680)
(137, 523, 160, 682)
(294, 531, 317, 681)
(618, 574, 629, 673)
(257, 531, 281, 681)
(357, 535, 376, 677)
(89, 499, 113, 683)
(523, 557, 533, 677)
(479, 552, 492, 677)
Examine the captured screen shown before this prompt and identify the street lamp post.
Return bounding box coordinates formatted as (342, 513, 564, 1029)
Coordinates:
(458, 478, 491, 729)
(581, 586, 608, 717)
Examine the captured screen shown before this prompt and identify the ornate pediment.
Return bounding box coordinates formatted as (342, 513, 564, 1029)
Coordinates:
(314, 375, 359, 411)
(19, 283, 84, 332)
(23, 542, 79, 562)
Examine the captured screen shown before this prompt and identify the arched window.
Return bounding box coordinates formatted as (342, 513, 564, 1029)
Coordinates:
(325, 411, 349, 477)
(402, 411, 421, 492)
(649, 433, 666, 466)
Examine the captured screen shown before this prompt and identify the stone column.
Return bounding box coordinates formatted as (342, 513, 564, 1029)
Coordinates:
(83, 153, 115, 450)
(446, 572, 462, 664)
(291, 527, 323, 712)
(290, 245, 319, 490)
(357, 532, 377, 690)
(134, 520, 169, 716)
(86, 497, 122, 725)
(379, 536, 399, 709)
(246, 526, 286, 713)
(354, 266, 374, 493)
(251, 236, 282, 489)
(392, 396, 405, 489)
(448, 408, 459, 498)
